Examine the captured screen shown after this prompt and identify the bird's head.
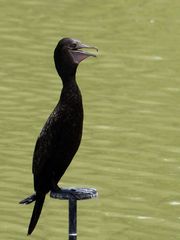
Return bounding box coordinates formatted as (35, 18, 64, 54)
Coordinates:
(54, 38, 98, 79)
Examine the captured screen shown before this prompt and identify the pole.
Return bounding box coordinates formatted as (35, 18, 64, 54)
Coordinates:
(69, 198, 77, 240)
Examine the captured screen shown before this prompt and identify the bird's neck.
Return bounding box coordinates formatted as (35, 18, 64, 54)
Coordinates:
(60, 72, 78, 88)
(59, 74, 81, 106)
(55, 64, 78, 87)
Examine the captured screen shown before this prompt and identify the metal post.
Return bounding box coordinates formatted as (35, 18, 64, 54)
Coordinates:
(69, 199, 77, 240)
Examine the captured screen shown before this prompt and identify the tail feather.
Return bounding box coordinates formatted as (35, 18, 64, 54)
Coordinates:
(19, 194, 36, 205)
(27, 193, 46, 235)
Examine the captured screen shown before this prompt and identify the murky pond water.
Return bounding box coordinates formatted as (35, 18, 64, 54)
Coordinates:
(1, 0, 180, 239)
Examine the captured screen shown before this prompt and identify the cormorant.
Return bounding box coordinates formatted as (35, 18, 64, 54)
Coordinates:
(19, 38, 97, 235)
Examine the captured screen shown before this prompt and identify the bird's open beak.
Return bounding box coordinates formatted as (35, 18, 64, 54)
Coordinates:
(70, 43, 98, 64)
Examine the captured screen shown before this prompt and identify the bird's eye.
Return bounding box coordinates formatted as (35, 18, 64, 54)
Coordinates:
(71, 43, 77, 49)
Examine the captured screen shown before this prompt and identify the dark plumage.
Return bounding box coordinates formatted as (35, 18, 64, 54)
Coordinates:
(19, 38, 97, 235)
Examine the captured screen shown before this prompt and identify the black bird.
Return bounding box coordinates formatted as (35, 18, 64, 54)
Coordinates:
(20, 38, 97, 235)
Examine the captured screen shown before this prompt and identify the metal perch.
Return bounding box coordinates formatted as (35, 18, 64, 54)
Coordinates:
(50, 187, 98, 240)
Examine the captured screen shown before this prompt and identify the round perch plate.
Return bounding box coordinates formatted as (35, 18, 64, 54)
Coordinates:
(50, 187, 98, 200)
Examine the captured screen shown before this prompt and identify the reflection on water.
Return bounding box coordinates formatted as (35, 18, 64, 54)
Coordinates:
(1, 0, 180, 239)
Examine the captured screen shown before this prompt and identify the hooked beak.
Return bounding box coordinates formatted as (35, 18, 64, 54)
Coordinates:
(70, 42, 98, 64)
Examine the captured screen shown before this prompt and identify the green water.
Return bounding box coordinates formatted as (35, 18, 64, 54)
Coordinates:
(1, 0, 180, 239)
